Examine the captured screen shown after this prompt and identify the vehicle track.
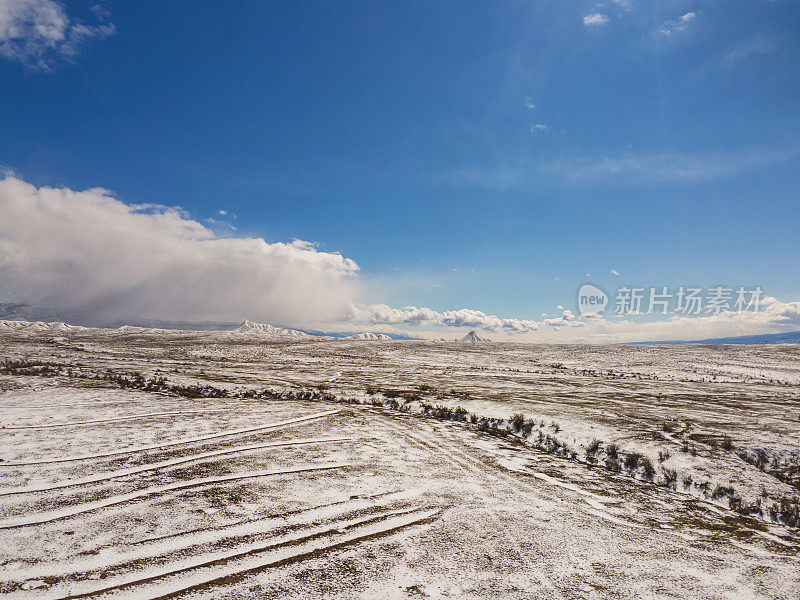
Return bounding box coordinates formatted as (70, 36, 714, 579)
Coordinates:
(0, 463, 353, 530)
(0, 408, 236, 430)
(373, 411, 568, 599)
(0, 436, 357, 496)
(2, 490, 426, 585)
(0, 409, 341, 466)
(48, 508, 441, 600)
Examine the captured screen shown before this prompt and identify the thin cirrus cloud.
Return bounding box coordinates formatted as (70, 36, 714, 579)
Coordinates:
(0, 0, 115, 70)
(440, 146, 799, 190)
(540, 146, 800, 185)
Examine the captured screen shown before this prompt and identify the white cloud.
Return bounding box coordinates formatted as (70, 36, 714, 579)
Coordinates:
(610, 269, 619, 276)
(611, 0, 632, 10)
(583, 13, 609, 27)
(0, 0, 114, 69)
(0, 176, 359, 326)
(660, 11, 696, 36)
(351, 304, 541, 334)
(722, 36, 776, 68)
(4, 173, 800, 344)
(523, 96, 536, 110)
(530, 123, 550, 132)
(540, 146, 800, 185)
(574, 297, 800, 343)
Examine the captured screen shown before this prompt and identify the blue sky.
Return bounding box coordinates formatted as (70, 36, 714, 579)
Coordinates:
(0, 1, 799, 340)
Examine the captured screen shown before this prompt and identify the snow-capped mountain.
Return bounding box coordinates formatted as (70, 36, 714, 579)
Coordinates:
(460, 330, 491, 344)
(232, 320, 310, 338)
(0, 320, 89, 333)
(346, 332, 393, 340)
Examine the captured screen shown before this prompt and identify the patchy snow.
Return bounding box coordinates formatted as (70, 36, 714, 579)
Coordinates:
(0, 329, 798, 598)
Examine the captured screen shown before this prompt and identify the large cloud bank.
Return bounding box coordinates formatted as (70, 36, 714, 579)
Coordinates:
(2, 174, 799, 343)
(0, 176, 359, 325)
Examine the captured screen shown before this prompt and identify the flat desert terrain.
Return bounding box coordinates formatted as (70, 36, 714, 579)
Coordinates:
(0, 326, 798, 599)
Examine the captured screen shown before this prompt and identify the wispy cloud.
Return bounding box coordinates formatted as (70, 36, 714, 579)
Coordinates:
(660, 11, 696, 36)
(583, 13, 609, 27)
(0, 0, 115, 70)
(523, 96, 536, 110)
(722, 36, 776, 68)
(530, 123, 550, 133)
(441, 146, 799, 189)
(539, 146, 800, 184)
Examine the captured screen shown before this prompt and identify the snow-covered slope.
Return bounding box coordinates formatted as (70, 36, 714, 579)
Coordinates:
(460, 330, 491, 344)
(0, 320, 90, 333)
(346, 332, 393, 340)
(232, 320, 310, 338)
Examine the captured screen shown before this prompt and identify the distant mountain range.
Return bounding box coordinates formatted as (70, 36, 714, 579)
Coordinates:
(628, 331, 800, 345)
(0, 304, 420, 340)
(345, 332, 393, 340)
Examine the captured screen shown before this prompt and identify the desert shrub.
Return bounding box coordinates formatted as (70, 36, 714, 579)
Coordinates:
(605, 444, 619, 460)
(662, 467, 678, 487)
(640, 457, 655, 480)
(510, 413, 526, 432)
(658, 450, 670, 462)
(520, 419, 534, 437)
(450, 406, 469, 421)
(586, 439, 602, 455)
(720, 437, 734, 451)
(0, 359, 62, 377)
(624, 452, 643, 471)
(770, 495, 800, 528)
(711, 485, 735, 500)
(605, 457, 621, 472)
(754, 449, 769, 470)
(682, 474, 693, 488)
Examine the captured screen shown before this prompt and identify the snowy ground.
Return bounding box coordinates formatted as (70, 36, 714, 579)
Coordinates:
(0, 329, 798, 598)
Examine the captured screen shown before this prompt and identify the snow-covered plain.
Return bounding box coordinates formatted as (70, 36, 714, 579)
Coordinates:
(0, 325, 798, 598)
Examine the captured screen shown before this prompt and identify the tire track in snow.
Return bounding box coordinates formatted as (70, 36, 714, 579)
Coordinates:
(1, 408, 235, 430)
(0, 463, 354, 530)
(0, 409, 341, 466)
(375, 414, 567, 599)
(46, 508, 441, 600)
(0, 436, 358, 496)
(2, 490, 425, 584)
